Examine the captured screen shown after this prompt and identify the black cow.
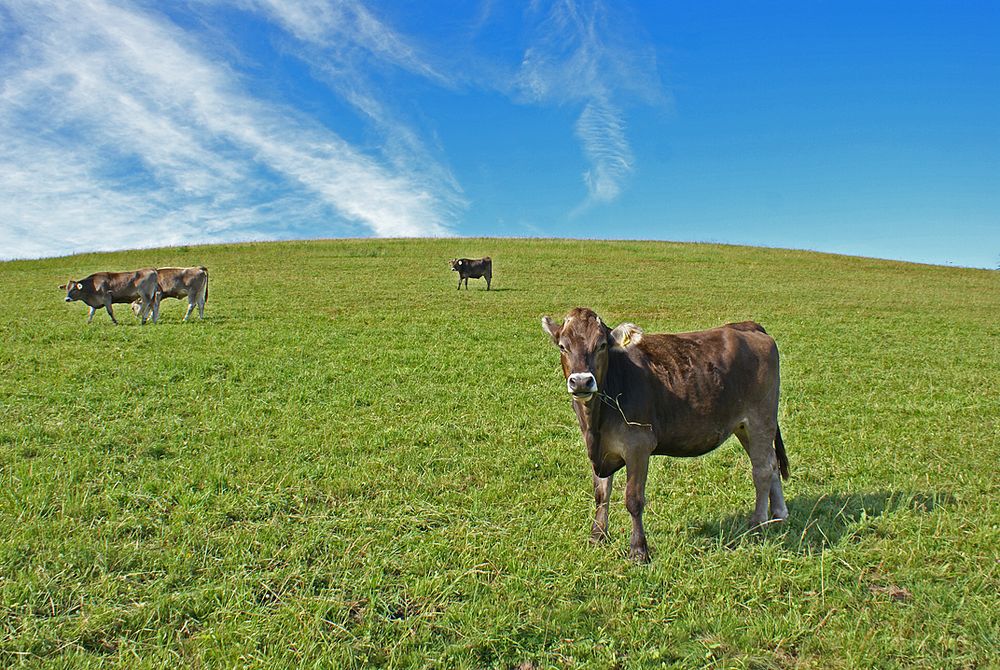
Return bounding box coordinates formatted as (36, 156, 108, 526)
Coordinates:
(450, 257, 492, 290)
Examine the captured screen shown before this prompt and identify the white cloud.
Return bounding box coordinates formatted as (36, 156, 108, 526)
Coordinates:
(576, 98, 633, 204)
(513, 0, 663, 209)
(246, 0, 449, 84)
(238, 0, 463, 202)
(0, 0, 664, 259)
(0, 0, 460, 260)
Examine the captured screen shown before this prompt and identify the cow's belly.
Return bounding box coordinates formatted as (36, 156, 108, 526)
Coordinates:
(653, 418, 745, 457)
(653, 434, 730, 458)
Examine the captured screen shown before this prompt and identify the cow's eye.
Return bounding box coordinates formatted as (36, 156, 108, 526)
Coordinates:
(597, 341, 608, 351)
(559, 343, 568, 353)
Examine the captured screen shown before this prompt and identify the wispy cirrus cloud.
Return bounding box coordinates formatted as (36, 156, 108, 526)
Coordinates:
(239, 0, 463, 200)
(0, 0, 461, 260)
(0, 0, 663, 260)
(512, 0, 663, 210)
(245, 0, 449, 84)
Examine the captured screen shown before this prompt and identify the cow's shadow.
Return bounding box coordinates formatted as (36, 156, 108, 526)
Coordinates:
(691, 490, 954, 553)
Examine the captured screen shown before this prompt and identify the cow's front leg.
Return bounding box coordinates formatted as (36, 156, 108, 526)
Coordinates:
(591, 469, 613, 543)
(86, 306, 97, 323)
(624, 454, 650, 562)
(457, 275, 462, 290)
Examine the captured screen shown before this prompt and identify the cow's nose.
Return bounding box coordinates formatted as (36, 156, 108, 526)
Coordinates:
(567, 372, 597, 394)
(64, 297, 71, 302)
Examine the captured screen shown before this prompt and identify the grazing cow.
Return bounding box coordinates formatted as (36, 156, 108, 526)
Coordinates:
(450, 257, 492, 290)
(132, 266, 209, 322)
(61, 269, 158, 325)
(542, 307, 789, 562)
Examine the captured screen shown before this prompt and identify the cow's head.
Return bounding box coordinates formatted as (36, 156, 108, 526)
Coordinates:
(60, 278, 83, 302)
(449, 259, 462, 272)
(130, 300, 144, 316)
(541, 308, 644, 403)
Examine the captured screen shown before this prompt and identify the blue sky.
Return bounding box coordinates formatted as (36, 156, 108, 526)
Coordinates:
(1, 1, 997, 267)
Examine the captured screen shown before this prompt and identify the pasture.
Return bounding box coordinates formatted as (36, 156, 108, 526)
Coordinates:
(1, 238, 997, 668)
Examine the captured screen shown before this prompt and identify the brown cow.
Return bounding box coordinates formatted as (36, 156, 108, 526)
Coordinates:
(131, 266, 208, 322)
(450, 257, 492, 290)
(61, 269, 158, 324)
(542, 307, 789, 562)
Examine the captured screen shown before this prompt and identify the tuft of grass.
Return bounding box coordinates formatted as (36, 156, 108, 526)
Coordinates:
(1, 238, 997, 668)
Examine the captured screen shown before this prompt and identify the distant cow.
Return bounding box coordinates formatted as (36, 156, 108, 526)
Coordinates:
(132, 266, 208, 322)
(542, 308, 789, 562)
(450, 257, 492, 290)
(61, 269, 158, 325)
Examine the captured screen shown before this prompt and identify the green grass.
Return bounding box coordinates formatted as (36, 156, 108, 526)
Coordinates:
(1, 238, 997, 669)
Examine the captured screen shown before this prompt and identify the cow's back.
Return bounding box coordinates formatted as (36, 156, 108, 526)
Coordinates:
(611, 323, 779, 455)
(458, 257, 491, 278)
(87, 269, 156, 302)
(155, 267, 205, 297)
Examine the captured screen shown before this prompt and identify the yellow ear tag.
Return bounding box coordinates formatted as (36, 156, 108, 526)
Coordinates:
(620, 331, 631, 347)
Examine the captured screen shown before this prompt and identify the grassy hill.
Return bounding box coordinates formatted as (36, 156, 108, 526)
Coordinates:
(1, 238, 997, 668)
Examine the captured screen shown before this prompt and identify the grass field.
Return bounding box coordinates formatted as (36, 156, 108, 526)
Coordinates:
(1, 238, 997, 669)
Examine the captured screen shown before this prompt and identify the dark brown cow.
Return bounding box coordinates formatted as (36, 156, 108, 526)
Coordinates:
(542, 307, 789, 562)
(131, 266, 208, 322)
(61, 269, 158, 324)
(450, 257, 492, 290)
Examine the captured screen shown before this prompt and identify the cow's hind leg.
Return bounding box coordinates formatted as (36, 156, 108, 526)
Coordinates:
(105, 300, 118, 325)
(735, 422, 785, 527)
(591, 469, 613, 543)
(770, 425, 789, 519)
(768, 426, 789, 521)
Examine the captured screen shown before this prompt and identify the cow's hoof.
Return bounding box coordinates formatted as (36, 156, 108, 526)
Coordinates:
(590, 527, 610, 544)
(629, 545, 650, 563)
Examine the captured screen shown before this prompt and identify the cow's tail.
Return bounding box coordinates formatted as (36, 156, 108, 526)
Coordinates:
(775, 424, 790, 480)
(200, 266, 208, 304)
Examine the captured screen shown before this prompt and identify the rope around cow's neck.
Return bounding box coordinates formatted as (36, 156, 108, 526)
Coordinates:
(597, 391, 652, 429)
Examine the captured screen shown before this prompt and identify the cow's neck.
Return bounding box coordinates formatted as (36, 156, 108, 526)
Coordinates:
(574, 395, 603, 467)
(577, 350, 642, 469)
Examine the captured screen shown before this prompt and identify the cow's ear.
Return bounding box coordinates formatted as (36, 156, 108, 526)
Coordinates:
(541, 316, 561, 344)
(611, 323, 643, 348)
(59, 284, 66, 290)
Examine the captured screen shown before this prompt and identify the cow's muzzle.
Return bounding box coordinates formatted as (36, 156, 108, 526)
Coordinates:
(567, 372, 597, 402)
(64, 297, 72, 302)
